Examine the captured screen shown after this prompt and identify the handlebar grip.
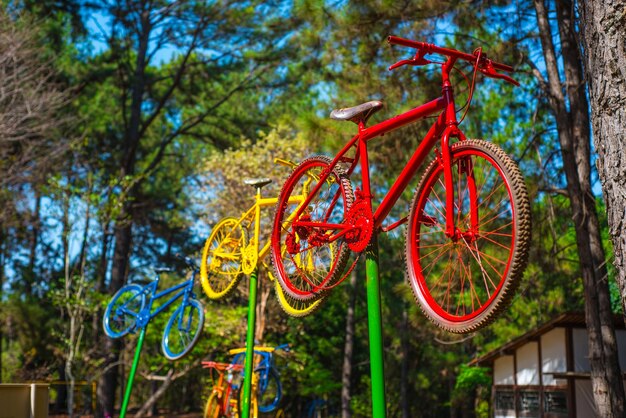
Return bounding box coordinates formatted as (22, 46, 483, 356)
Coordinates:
(274, 158, 297, 169)
(387, 35, 425, 49)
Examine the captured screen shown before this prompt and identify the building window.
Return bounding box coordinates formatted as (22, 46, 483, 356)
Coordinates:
(544, 390, 568, 415)
(518, 390, 540, 417)
(495, 389, 515, 415)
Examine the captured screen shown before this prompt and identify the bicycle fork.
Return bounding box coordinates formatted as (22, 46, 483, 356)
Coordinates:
(439, 125, 479, 242)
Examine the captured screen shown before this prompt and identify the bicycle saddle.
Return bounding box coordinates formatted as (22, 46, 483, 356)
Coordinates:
(244, 178, 272, 188)
(330, 100, 384, 125)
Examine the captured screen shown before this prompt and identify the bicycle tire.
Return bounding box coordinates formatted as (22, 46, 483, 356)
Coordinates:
(201, 217, 246, 300)
(204, 392, 221, 418)
(161, 299, 205, 360)
(273, 277, 325, 318)
(271, 156, 354, 301)
(406, 139, 531, 333)
(256, 366, 282, 413)
(102, 284, 146, 338)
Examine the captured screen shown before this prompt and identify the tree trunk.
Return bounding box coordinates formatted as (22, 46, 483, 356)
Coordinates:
(341, 269, 357, 418)
(94, 224, 111, 348)
(400, 308, 409, 418)
(97, 339, 121, 418)
(579, 0, 626, 321)
(133, 370, 174, 418)
(533, 0, 625, 415)
(97, 5, 152, 415)
(25, 192, 41, 296)
(0, 227, 4, 383)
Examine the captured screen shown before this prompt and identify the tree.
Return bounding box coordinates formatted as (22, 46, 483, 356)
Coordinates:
(579, 0, 626, 318)
(530, 0, 625, 414)
(0, 12, 70, 193)
(79, 1, 304, 413)
(0, 9, 71, 384)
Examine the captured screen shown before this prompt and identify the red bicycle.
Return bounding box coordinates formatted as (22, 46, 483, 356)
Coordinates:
(271, 36, 531, 333)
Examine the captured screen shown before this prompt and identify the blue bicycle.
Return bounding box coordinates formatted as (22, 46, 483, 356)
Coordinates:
(102, 257, 205, 361)
(229, 343, 290, 414)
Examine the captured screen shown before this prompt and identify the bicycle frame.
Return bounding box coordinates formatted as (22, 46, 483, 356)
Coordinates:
(292, 54, 475, 239)
(203, 361, 243, 416)
(217, 179, 310, 265)
(133, 273, 196, 329)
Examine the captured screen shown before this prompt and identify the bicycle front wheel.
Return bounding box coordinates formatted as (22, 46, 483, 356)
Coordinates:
(271, 156, 354, 301)
(161, 299, 205, 360)
(204, 392, 221, 418)
(201, 217, 246, 300)
(406, 139, 531, 333)
(102, 284, 146, 338)
(256, 367, 282, 413)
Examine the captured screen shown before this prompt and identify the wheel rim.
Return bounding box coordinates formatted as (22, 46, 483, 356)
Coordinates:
(257, 368, 281, 412)
(163, 301, 203, 359)
(272, 158, 350, 298)
(410, 147, 516, 323)
(273, 279, 322, 317)
(202, 218, 245, 298)
(104, 285, 144, 337)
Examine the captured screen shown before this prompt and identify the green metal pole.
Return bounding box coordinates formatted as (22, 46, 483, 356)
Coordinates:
(241, 268, 258, 418)
(365, 236, 387, 418)
(119, 326, 147, 418)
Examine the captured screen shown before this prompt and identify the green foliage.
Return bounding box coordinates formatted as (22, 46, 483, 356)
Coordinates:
(454, 364, 491, 392)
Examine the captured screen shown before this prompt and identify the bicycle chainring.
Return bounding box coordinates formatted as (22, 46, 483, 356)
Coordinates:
(345, 197, 374, 252)
(241, 243, 258, 275)
(285, 231, 300, 255)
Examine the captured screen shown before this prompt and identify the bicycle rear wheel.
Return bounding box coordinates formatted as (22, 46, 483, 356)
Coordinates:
(406, 139, 531, 333)
(161, 299, 205, 360)
(271, 156, 354, 301)
(103, 284, 146, 338)
(201, 217, 246, 300)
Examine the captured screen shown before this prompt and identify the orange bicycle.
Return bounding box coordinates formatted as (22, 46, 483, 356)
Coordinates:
(202, 361, 245, 418)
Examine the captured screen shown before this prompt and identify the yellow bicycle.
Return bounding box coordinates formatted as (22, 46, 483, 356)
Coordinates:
(200, 158, 326, 317)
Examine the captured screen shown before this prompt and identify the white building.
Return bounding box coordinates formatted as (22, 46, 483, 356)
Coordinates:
(472, 313, 626, 418)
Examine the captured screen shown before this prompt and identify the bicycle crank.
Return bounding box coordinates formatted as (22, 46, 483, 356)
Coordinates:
(241, 243, 258, 275)
(345, 197, 374, 252)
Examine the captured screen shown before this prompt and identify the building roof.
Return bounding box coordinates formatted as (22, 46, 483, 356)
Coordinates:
(470, 312, 624, 366)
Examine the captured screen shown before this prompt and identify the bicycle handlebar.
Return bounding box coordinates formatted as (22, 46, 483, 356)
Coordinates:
(274, 157, 298, 169)
(387, 35, 518, 86)
(202, 361, 244, 372)
(228, 343, 291, 356)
